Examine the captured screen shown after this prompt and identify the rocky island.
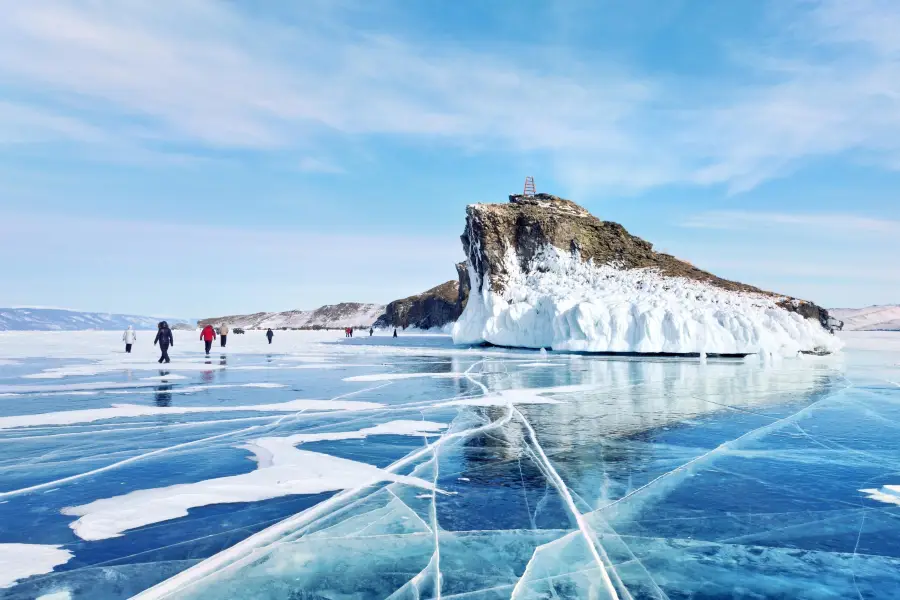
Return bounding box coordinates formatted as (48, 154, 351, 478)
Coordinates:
(451, 193, 840, 357)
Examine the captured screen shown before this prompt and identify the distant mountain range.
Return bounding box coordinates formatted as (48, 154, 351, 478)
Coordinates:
(829, 306, 900, 331)
(0, 308, 193, 331)
(198, 303, 385, 330)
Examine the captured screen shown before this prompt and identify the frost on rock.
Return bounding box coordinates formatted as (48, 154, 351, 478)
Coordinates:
(454, 245, 841, 357)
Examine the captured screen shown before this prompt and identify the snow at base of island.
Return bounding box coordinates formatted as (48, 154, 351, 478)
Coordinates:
(452, 245, 841, 358)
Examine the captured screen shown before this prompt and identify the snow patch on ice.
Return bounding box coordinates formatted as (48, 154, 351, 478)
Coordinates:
(0, 543, 73, 588)
(436, 385, 592, 407)
(62, 420, 444, 540)
(453, 245, 840, 357)
(343, 372, 475, 382)
(0, 381, 160, 394)
(36, 591, 72, 600)
(860, 485, 900, 506)
(275, 420, 446, 445)
(0, 398, 384, 430)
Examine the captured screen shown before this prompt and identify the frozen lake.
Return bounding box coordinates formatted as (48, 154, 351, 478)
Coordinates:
(1, 330, 899, 599)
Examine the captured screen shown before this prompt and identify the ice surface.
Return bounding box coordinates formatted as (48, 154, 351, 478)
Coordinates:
(0, 544, 72, 588)
(453, 245, 841, 357)
(0, 330, 898, 599)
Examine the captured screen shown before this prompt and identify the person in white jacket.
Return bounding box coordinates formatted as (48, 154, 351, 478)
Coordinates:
(123, 326, 137, 353)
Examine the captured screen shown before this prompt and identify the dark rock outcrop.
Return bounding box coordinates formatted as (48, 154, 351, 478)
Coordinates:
(373, 262, 471, 330)
(374, 280, 461, 330)
(461, 193, 834, 331)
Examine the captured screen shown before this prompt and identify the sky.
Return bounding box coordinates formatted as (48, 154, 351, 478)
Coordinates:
(1, 0, 899, 317)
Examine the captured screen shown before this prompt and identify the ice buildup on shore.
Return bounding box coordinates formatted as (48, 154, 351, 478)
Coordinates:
(452, 193, 840, 357)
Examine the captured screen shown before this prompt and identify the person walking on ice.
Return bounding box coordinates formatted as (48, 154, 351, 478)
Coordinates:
(369, 327, 373, 337)
(154, 321, 174, 364)
(122, 325, 136, 353)
(200, 324, 216, 355)
(219, 323, 229, 347)
(266, 328, 274, 344)
(393, 328, 398, 338)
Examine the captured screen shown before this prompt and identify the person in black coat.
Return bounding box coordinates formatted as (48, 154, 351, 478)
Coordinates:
(154, 321, 174, 363)
(266, 328, 274, 344)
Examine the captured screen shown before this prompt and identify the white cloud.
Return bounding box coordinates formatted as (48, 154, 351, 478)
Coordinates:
(2, 0, 900, 192)
(681, 210, 900, 233)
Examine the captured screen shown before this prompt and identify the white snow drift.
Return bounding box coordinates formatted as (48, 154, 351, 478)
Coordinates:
(453, 246, 840, 357)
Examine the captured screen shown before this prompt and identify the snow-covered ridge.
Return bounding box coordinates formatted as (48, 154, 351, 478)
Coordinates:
(829, 305, 900, 331)
(200, 302, 385, 329)
(453, 244, 840, 356)
(0, 308, 190, 331)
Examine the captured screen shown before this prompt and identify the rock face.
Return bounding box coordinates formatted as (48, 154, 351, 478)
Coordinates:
(372, 262, 471, 331)
(374, 280, 462, 330)
(453, 193, 840, 356)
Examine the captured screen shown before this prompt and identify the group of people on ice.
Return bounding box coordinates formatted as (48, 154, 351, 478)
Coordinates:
(123, 322, 275, 363)
(347, 327, 397, 337)
(127, 322, 394, 363)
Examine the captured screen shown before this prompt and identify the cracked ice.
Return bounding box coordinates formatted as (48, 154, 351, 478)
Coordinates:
(0, 330, 899, 599)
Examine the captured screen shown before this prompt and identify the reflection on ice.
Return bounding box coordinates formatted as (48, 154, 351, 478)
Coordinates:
(0, 331, 899, 598)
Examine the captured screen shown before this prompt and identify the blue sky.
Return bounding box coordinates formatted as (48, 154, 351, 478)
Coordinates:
(1, 0, 899, 317)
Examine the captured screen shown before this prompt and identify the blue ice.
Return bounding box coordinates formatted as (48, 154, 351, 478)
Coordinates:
(0, 331, 899, 599)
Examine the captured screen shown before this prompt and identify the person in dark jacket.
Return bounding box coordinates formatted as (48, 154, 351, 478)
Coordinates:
(393, 328, 398, 338)
(369, 327, 373, 337)
(154, 321, 174, 363)
(266, 328, 274, 344)
(200, 324, 216, 355)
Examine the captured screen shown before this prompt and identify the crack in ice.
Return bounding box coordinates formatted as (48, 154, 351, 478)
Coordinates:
(511, 406, 624, 600)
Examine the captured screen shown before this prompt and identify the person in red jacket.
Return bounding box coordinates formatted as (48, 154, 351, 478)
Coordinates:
(200, 324, 216, 355)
